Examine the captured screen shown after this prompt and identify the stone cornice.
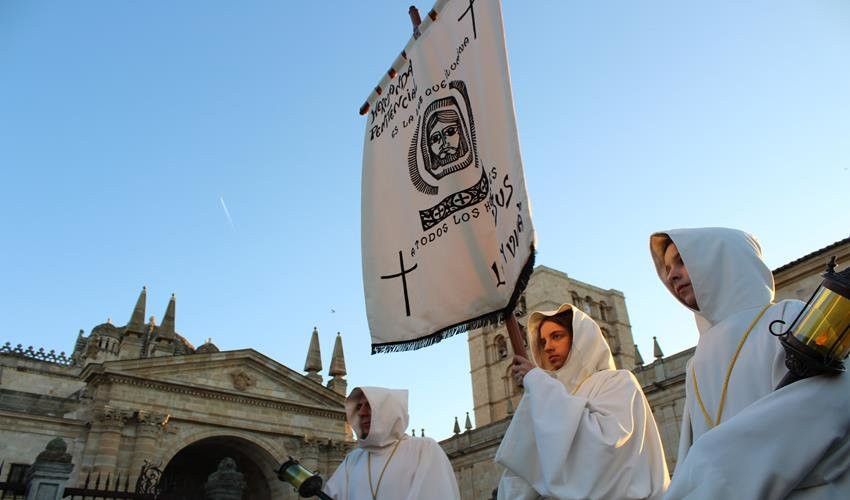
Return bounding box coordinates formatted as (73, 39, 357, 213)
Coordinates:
(89, 372, 346, 420)
(80, 349, 346, 407)
(0, 408, 87, 428)
(532, 266, 626, 297)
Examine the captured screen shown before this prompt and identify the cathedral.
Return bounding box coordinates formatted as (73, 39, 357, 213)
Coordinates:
(0, 288, 353, 499)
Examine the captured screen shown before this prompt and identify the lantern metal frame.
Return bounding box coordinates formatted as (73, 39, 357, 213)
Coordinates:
(276, 456, 333, 500)
(770, 256, 850, 389)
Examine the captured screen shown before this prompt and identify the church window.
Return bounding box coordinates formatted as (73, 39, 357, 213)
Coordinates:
(495, 335, 508, 360)
(584, 296, 594, 316)
(571, 292, 582, 309)
(6, 464, 29, 484)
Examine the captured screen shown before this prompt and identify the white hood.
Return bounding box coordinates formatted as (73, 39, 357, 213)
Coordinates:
(526, 303, 616, 392)
(345, 386, 409, 451)
(650, 227, 774, 334)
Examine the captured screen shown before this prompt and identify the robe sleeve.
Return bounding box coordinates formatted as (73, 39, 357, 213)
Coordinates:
(323, 452, 354, 500)
(496, 368, 664, 499)
(405, 437, 461, 500)
(665, 373, 850, 499)
(675, 361, 694, 465)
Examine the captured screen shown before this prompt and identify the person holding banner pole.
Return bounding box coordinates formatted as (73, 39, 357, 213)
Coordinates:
(495, 304, 669, 499)
(322, 386, 460, 500)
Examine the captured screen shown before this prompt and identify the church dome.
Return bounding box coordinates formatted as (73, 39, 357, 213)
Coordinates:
(196, 340, 220, 354)
(172, 333, 195, 355)
(91, 321, 122, 338)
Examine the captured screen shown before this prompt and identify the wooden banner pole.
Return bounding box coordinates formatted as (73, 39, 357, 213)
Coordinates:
(505, 311, 528, 359)
(409, 5, 422, 38)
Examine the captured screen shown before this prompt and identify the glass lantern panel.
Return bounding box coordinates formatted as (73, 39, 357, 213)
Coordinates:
(792, 286, 850, 360)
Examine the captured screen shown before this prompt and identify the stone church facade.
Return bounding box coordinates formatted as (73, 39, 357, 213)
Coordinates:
(0, 288, 354, 499)
(442, 236, 850, 500)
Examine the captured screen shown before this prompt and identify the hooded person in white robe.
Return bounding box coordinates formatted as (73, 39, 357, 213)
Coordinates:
(494, 304, 670, 500)
(323, 386, 460, 500)
(651, 227, 850, 499)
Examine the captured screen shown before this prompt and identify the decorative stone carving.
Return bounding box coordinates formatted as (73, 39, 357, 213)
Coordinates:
(135, 410, 170, 438)
(35, 438, 72, 464)
(204, 457, 245, 500)
(93, 405, 132, 427)
(229, 370, 256, 391)
(136, 410, 169, 426)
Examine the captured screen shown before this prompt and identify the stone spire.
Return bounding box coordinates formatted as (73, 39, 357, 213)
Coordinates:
(464, 412, 472, 432)
(453, 417, 460, 435)
(158, 294, 177, 339)
(126, 287, 147, 334)
(304, 327, 323, 384)
(635, 344, 645, 367)
(653, 336, 664, 359)
(328, 333, 347, 377)
(326, 332, 347, 395)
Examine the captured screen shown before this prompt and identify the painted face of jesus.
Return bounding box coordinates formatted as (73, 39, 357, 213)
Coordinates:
(429, 120, 462, 161)
(421, 98, 473, 180)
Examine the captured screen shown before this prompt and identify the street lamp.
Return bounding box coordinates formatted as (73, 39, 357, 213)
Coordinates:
(772, 257, 850, 389)
(277, 457, 333, 500)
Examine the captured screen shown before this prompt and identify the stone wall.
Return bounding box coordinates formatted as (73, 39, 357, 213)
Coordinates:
(442, 418, 511, 500)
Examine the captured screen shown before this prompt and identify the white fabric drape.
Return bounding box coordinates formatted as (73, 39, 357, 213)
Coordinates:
(361, 0, 535, 352)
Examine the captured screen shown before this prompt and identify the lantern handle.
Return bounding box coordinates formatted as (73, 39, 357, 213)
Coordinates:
(769, 319, 788, 337)
(827, 255, 837, 274)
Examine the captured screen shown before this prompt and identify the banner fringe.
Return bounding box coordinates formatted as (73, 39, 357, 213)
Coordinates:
(371, 248, 536, 354)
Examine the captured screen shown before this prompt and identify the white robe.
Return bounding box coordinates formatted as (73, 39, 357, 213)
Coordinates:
(651, 228, 850, 498)
(323, 387, 460, 500)
(495, 305, 669, 500)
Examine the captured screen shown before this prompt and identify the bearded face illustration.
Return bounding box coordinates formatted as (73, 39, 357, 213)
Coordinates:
(408, 81, 488, 231)
(420, 97, 473, 180)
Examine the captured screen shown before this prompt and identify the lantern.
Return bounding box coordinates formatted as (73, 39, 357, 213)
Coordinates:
(277, 457, 332, 500)
(771, 257, 850, 389)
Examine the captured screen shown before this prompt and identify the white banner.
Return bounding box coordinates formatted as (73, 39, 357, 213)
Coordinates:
(361, 0, 535, 352)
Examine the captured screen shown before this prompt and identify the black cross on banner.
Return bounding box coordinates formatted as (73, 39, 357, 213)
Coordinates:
(458, 0, 478, 39)
(380, 251, 418, 317)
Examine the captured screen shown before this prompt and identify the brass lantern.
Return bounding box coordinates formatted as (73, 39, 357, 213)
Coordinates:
(276, 457, 333, 500)
(772, 257, 850, 389)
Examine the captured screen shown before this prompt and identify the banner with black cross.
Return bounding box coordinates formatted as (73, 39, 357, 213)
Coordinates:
(361, 0, 535, 353)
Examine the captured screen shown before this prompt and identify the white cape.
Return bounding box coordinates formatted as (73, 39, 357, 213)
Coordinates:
(495, 305, 669, 499)
(651, 228, 850, 498)
(323, 387, 460, 500)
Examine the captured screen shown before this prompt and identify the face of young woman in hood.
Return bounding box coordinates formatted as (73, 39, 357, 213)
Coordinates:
(539, 320, 572, 370)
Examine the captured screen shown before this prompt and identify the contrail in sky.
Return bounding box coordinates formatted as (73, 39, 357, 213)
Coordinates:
(219, 196, 235, 229)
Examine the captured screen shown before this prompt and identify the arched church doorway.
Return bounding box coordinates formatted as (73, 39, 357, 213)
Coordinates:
(159, 435, 278, 500)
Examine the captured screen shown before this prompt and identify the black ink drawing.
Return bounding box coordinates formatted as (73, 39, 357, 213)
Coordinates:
(408, 80, 488, 230)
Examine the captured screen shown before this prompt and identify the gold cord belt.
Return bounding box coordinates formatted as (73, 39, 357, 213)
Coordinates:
(692, 303, 772, 429)
(367, 438, 402, 500)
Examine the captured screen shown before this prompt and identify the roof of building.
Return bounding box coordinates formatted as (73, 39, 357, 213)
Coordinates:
(773, 235, 850, 274)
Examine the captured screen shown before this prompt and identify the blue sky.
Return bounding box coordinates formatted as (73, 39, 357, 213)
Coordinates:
(2, 0, 849, 442)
